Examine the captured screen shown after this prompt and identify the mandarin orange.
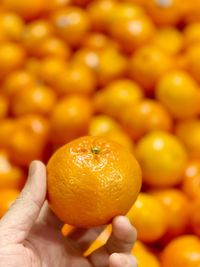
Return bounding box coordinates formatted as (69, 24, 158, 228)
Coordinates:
(0, 189, 20, 218)
(47, 136, 141, 227)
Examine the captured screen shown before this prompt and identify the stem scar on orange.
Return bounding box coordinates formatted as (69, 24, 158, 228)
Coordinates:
(47, 136, 142, 228)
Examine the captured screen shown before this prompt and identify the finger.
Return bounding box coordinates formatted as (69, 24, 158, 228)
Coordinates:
(67, 226, 104, 252)
(0, 161, 46, 245)
(109, 253, 138, 267)
(37, 201, 63, 229)
(88, 216, 137, 267)
(106, 216, 137, 254)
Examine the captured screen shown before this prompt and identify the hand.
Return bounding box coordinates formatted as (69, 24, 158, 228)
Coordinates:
(0, 161, 138, 267)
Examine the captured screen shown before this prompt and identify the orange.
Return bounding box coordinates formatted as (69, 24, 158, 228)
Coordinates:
(0, 119, 16, 149)
(89, 115, 121, 137)
(94, 79, 143, 119)
(51, 7, 90, 47)
(156, 70, 200, 119)
(145, 0, 186, 26)
(25, 58, 41, 77)
(2, 0, 48, 20)
(33, 36, 71, 59)
(72, 48, 100, 72)
(82, 32, 119, 51)
(150, 189, 190, 238)
(109, 16, 156, 53)
(98, 47, 128, 86)
(0, 189, 20, 218)
(127, 193, 167, 243)
(0, 95, 8, 120)
(183, 0, 200, 23)
(71, 0, 91, 7)
(0, 150, 25, 190)
(50, 96, 93, 145)
(55, 64, 96, 96)
(17, 114, 49, 140)
(129, 45, 173, 92)
(38, 57, 67, 87)
(190, 199, 200, 237)
(89, 115, 134, 153)
(153, 27, 183, 55)
(87, 0, 117, 32)
(45, 0, 70, 12)
(22, 20, 54, 54)
(184, 23, 200, 47)
(132, 245, 161, 267)
(186, 44, 200, 84)
(176, 119, 200, 159)
(47, 136, 142, 227)
(161, 235, 200, 267)
(0, 42, 26, 79)
(182, 161, 200, 199)
(0, 11, 24, 42)
(3, 70, 36, 97)
(12, 84, 56, 117)
(120, 99, 172, 141)
(9, 124, 47, 167)
(136, 131, 187, 187)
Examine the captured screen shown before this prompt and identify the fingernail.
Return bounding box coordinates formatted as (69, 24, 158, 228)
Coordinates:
(29, 161, 38, 177)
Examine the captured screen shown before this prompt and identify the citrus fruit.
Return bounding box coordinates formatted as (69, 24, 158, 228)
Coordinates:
(184, 22, 200, 47)
(55, 64, 96, 96)
(0, 11, 24, 42)
(161, 235, 200, 267)
(127, 193, 167, 243)
(186, 44, 200, 84)
(132, 245, 161, 267)
(12, 84, 56, 117)
(0, 150, 25, 190)
(94, 79, 143, 119)
(51, 7, 90, 47)
(129, 45, 172, 92)
(120, 99, 172, 141)
(151, 189, 190, 238)
(47, 136, 142, 227)
(87, 0, 117, 32)
(50, 96, 93, 145)
(136, 131, 187, 187)
(153, 27, 183, 55)
(109, 15, 156, 52)
(156, 70, 200, 119)
(0, 189, 20, 218)
(176, 119, 200, 159)
(2, 0, 48, 20)
(3, 70, 36, 97)
(0, 42, 26, 79)
(182, 161, 200, 199)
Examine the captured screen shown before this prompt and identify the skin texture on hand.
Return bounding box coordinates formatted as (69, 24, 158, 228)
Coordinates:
(0, 161, 138, 267)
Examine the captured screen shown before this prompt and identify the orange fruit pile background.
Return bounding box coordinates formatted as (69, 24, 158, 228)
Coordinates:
(1, 0, 200, 266)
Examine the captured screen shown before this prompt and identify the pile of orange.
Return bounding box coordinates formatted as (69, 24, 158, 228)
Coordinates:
(1, 0, 200, 266)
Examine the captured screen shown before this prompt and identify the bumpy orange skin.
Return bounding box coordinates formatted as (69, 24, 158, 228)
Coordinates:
(182, 161, 200, 199)
(151, 189, 190, 239)
(47, 136, 142, 228)
(120, 99, 172, 141)
(0, 189, 20, 218)
(161, 235, 200, 267)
